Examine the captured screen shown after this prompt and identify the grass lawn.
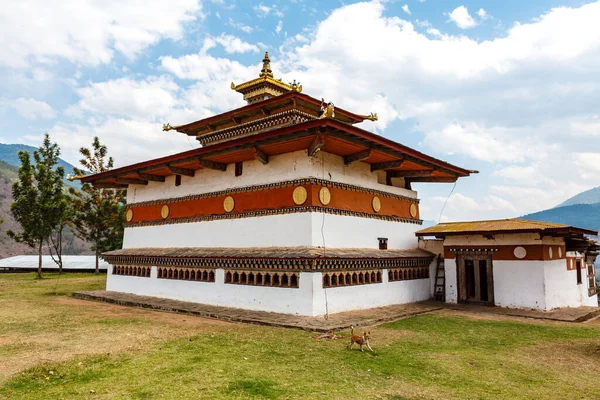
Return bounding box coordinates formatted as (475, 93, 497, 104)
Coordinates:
(1, 273, 600, 399)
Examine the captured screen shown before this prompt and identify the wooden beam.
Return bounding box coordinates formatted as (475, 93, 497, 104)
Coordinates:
(387, 170, 433, 178)
(200, 159, 227, 172)
(344, 149, 372, 165)
(94, 182, 128, 189)
(167, 165, 195, 177)
(253, 147, 269, 165)
(405, 177, 457, 183)
(370, 159, 404, 172)
(117, 178, 148, 185)
(138, 172, 166, 182)
(308, 135, 325, 157)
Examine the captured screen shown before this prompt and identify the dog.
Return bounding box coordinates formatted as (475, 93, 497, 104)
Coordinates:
(347, 325, 373, 352)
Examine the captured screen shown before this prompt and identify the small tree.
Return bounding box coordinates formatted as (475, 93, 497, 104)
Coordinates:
(8, 134, 66, 279)
(47, 196, 73, 274)
(69, 137, 125, 273)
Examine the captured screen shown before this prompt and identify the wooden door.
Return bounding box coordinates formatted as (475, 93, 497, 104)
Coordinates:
(456, 250, 494, 305)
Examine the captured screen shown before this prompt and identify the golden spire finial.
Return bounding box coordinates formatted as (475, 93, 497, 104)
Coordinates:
(259, 51, 273, 78)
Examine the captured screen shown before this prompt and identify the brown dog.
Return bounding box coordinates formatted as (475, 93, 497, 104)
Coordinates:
(347, 325, 373, 352)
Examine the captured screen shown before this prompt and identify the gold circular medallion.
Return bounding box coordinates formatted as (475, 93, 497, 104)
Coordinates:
(125, 209, 133, 222)
(293, 186, 308, 205)
(410, 203, 418, 218)
(319, 187, 331, 205)
(223, 196, 235, 213)
(161, 205, 170, 219)
(372, 196, 381, 212)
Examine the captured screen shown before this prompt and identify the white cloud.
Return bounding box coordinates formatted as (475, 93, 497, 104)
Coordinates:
(0, 0, 202, 68)
(426, 28, 443, 38)
(1, 98, 56, 119)
(402, 5, 411, 15)
(46, 119, 196, 168)
(228, 17, 253, 33)
(276, 20, 283, 34)
(477, 8, 490, 20)
(31, 0, 600, 222)
(68, 76, 180, 121)
(213, 34, 259, 53)
(448, 6, 477, 29)
(254, 3, 284, 18)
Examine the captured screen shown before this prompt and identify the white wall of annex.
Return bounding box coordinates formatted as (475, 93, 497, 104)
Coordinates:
(493, 260, 547, 310)
(444, 258, 548, 310)
(544, 259, 598, 308)
(126, 150, 417, 204)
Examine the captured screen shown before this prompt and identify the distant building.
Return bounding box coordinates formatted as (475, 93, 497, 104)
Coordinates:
(0, 256, 109, 272)
(416, 219, 598, 310)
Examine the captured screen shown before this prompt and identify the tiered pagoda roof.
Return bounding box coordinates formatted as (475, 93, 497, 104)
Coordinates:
(82, 52, 474, 188)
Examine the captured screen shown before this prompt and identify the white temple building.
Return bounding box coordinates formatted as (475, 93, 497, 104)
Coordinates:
(81, 53, 599, 315)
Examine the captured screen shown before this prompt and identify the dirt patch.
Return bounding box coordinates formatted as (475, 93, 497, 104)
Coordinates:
(56, 297, 239, 329)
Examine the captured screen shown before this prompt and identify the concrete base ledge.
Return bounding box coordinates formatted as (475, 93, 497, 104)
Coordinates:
(73, 290, 441, 332)
(421, 300, 600, 323)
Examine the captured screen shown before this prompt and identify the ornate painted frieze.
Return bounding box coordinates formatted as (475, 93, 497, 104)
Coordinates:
(157, 267, 215, 282)
(104, 255, 432, 272)
(112, 265, 151, 277)
(225, 270, 299, 288)
(387, 266, 429, 281)
(125, 178, 421, 228)
(322, 269, 383, 288)
(199, 110, 316, 146)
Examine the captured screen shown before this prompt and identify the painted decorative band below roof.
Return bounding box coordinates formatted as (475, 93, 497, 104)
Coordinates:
(198, 109, 316, 146)
(444, 245, 566, 261)
(124, 179, 421, 227)
(127, 178, 419, 208)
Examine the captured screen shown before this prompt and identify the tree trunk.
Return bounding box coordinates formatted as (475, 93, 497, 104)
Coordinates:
(37, 240, 43, 279)
(95, 250, 99, 274)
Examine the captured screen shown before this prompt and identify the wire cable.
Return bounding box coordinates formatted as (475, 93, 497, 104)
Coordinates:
(438, 181, 457, 223)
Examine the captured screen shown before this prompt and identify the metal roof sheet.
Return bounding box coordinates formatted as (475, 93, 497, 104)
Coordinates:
(0, 256, 109, 271)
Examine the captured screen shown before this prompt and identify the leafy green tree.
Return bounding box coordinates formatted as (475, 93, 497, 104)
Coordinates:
(8, 134, 66, 279)
(69, 137, 125, 273)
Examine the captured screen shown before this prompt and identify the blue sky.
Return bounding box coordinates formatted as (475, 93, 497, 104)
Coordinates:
(1, 0, 599, 222)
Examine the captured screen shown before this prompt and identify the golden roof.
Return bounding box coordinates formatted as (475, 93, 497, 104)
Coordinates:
(416, 218, 597, 236)
(231, 51, 301, 101)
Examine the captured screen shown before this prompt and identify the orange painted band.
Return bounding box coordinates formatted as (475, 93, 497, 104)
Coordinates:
(444, 245, 566, 261)
(126, 182, 420, 224)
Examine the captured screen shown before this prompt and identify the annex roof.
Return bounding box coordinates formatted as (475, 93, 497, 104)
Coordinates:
(415, 218, 598, 237)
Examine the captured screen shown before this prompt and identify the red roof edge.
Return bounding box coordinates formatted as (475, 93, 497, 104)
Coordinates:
(174, 92, 366, 133)
(82, 118, 472, 183)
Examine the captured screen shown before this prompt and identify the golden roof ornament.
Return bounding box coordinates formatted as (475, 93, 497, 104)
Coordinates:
(318, 99, 335, 119)
(162, 123, 183, 132)
(230, 51, 302, 103)
(259, 51, 273, 78)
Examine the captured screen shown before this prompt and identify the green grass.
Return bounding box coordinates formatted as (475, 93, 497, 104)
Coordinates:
(1, 273, 600, 399)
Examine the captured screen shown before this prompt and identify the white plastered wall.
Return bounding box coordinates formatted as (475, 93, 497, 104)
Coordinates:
(123, 212, 421, 250)
(126, 150, 417, 204)
(106, 266, 432, 316)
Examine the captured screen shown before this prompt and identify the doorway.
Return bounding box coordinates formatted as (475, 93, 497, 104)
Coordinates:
(456, 251, 494, 305)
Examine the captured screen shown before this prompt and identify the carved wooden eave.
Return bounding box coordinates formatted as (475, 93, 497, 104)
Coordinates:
(81, 118, 473, 189)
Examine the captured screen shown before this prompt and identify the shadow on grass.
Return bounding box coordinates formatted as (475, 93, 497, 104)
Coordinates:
(226, 379, 281, 399)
